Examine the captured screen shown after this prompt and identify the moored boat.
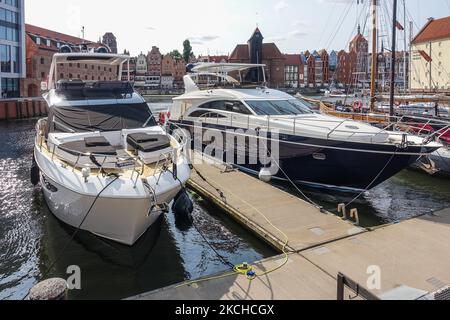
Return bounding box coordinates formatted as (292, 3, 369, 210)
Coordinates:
(33, 48, 191, 246)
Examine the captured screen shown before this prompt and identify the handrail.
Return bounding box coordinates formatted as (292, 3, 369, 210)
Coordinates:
(192, 108, 441, 146)
(37, 128, 184, 184)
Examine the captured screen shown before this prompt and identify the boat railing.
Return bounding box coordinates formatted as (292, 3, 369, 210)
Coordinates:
(36, 119, 184, 185)
(194, 110, 440, 146)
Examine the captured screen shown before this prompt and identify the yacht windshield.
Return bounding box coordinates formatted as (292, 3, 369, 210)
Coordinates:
(47, 102, 157, 134)
(245, 99, 313, 116)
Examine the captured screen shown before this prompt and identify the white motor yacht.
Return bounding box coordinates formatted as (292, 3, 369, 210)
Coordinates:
(169, 63, 442, 192)
(32, 49, 191, 246)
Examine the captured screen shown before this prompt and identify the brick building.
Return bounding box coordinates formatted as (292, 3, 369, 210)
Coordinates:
(102, 32, 117, 54)
(229, 28, 286, 87)
(284, 54, 303, 88)
(349, 26, 369, 84)
(198, 55, 228, 63)
(147, 46, 162, 76)
(22, 24, 119, 98)
(410, 16, 450, 93)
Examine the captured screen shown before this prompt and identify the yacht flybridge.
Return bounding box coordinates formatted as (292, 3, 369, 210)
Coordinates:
(33, 50, 191, 245)
(169, 63, 442, 191)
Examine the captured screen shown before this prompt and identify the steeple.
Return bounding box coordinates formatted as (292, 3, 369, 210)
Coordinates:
(357, 24, 361, 34)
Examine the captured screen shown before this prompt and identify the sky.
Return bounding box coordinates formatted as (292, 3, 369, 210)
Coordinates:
(25, 0, 450, 56)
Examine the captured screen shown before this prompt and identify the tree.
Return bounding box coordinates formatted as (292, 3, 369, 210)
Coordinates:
(169, 50, 182, 60)
(183, 40, 193, 63)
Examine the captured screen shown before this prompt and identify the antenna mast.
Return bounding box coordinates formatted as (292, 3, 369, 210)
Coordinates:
(370, 0, 378, 112)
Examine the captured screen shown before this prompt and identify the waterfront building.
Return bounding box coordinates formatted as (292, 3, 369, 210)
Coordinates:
(348, 26, 369, 86)
(229, 28, 285, 88)
(197, 55, 228, 63)
(121, 50, 135, 81)
(410, 16, 450, 93)
(147, 46, 162, 76)
(318, 49, 329, 85)
(161, 74, 174, 90)
(102, 32, 117, 54)
(284, 54, 302, 88)
(22, 24, 117, 97)
(1, 0, 25, 99)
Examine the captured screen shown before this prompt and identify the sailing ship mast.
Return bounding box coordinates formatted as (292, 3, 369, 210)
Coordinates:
(390, 0, 398, 117)
(370, 0, 378, 111)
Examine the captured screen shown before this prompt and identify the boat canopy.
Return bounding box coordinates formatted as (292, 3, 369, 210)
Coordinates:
(47, 53, 132, 90)
(45, 102, 156, 136)
(190, 63, 266, 74)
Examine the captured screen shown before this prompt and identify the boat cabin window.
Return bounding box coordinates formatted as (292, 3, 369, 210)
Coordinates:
(188, 110, 227, 118)
(245, 99, 314, 116)
(47, 102, 157, 134)
(199, 100, 252, 115)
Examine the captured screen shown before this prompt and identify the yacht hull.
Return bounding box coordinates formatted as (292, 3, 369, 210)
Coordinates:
(35, 146, 189, 246)
(172, 121, 438, 191)
(40, 173, 164, 245)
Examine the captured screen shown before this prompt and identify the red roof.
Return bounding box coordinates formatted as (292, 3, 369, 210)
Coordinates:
(350, 32, 367, 44)
(412, 16, 450, 44)
(229, 43, 284, 61)
(229, 44, 249, 60)
(26, 24, 100, 51)
(262, 43, 284, 59)
(284, 54, 302, 65)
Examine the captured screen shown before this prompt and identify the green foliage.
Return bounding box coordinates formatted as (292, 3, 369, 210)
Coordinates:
(183, 40, 193, 63)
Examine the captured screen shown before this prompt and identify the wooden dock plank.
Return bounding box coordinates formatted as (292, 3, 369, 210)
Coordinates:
(301, 209, 450, 298)
(189, 161, 365, 253)
(129, 254, 344, 300)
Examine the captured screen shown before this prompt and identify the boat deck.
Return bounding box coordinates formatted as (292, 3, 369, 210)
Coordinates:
(129, 159, 450, 300)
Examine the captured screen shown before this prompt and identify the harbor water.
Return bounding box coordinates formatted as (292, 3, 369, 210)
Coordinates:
(1, 100, 450, 299)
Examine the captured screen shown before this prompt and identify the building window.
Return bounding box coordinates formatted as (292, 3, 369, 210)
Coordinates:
(69, 74, 73, 79)
(41, 72, 45, 79)
(46, 39, 51, 47)
(36, 37, 41, 45)
(0, 44, 11, 73)
(1, 78, 19, 99)
(40, 57, 45, 64)
(77, 63, 80, 68)
(60, 73, 64, 79)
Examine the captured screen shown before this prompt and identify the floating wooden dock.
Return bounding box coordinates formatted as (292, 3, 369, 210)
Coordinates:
(129, 160, 450, 300)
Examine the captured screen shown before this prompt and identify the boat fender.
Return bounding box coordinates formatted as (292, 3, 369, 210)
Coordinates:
(172, 189, 194, 219)
(259, 167, 273, 183)
(31, 155, 40, 186)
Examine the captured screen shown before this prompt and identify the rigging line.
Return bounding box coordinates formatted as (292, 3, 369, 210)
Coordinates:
(318, 0, 338, 48)
(330, 0, 370, 83)
(168, 168, 235, 270)
(345, 147, 399, 208)
(323, 0, 352, 50)
(191, 219, 235, 269)
(324, 0, 354, 50)
(40, 174, 121, 279)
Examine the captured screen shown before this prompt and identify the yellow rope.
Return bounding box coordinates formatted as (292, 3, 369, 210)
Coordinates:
(175, 164, 290, 289)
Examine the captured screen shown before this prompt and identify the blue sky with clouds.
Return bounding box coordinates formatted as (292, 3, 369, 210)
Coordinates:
(25, 0, 449, 56)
